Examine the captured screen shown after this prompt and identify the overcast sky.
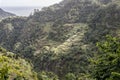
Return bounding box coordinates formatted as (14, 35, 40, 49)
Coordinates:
(0, 0, 63, 7)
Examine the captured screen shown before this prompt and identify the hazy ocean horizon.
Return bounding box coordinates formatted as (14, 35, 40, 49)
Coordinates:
(1, 7, 42, 16)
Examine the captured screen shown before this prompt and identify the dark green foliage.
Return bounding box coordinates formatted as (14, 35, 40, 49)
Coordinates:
(65, 73, 76, 80)
(91, 36, 120, 80)
(38, 71, 59, 80)
(21, 46, 36, 58)
(0, 0, 120, 80)
(33, 45, 89, 79)
(84, 3, 120, 44)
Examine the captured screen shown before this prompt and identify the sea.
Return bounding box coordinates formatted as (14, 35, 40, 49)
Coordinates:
(1, 7, 42, 16)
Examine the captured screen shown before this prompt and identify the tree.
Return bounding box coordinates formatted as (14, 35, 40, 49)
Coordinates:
(65, 73, 76, 80)
(0, 47, 38, 80)
(38, 71, 59, 80)
(91, 35, 120, 80)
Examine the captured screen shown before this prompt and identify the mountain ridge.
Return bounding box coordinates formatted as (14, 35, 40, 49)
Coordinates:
(0, 8, 15, 20)
(0, 0, 120, 79)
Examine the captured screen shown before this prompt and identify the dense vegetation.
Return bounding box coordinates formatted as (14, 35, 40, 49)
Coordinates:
(0, 47, 37, 80)
(91, 36, 120, 80)
(0, 0, 120, 79)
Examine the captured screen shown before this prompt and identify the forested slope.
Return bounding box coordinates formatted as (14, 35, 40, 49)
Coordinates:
(0, 0, 120, 79)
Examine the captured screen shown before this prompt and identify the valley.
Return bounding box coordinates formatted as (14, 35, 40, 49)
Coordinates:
(0, 0, 120, 80)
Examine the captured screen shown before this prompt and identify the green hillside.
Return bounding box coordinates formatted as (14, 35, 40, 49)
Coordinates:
(0, 0, 120, 79)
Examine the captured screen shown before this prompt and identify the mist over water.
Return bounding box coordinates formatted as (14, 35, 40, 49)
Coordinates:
(1, 7, 42, 16)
